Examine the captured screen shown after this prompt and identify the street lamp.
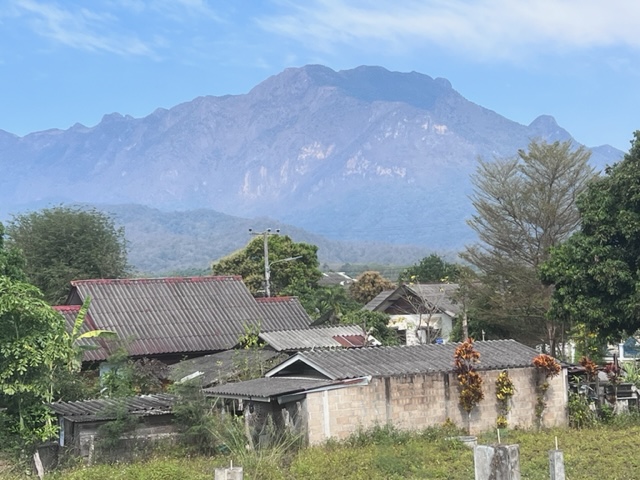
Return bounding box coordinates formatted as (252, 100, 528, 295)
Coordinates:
(249, 228, 301, 297)
(265, 255, 302, 298)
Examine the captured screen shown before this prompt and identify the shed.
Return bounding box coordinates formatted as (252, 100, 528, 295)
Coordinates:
(205, 340, 568, 444)
(49, 394, 177, 460)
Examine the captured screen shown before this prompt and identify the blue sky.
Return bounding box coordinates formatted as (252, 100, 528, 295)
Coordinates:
(0, 0, 638, 151)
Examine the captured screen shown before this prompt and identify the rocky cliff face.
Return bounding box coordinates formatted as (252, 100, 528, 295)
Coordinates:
(0, 65, 622, 248)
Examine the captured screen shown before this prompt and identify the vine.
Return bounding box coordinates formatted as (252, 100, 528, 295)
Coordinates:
(533, 353, 561, 428)
(454, 338, 484, 432)
(495, 370, 515, 429)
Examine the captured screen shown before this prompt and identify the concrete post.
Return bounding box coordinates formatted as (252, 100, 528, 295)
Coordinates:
(549, 450, 566, 480)
(214, 466, 244, 480)
(474, 444, 520, 480)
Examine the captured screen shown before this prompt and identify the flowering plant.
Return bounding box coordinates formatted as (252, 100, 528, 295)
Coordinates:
(495, 370, 515, 428)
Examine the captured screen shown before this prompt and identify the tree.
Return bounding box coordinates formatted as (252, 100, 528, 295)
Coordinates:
(541, 131, 640, 341)
(461, 139, 595, 352)
(0, 223, 26, 282)
(302, 285, 361, 324)
(211, 235, 321, 297)
(399, 254, 460, 284)
(0, 276, 70, 445)
(349, 271, 395, 304)
(6, 206, 129, 304)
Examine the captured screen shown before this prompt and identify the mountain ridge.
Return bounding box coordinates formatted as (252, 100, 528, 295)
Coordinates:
(0, 65, 624, 262)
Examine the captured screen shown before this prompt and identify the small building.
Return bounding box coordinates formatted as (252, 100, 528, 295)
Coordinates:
(364, 283, 459, 345)
(205, 340, 568, 444)
(259, 324, 380, 353)
(49, 394, 177, 461)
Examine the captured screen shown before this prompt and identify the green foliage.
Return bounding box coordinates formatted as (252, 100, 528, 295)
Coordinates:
(299, 285, 361, 324)
(0, 223, 26, 282)
(0, 276, 70, 446)
(542, 131, 640, 341)
(211, 235, 321, 297)
(349, 271, 395, 304)
(567, 392, 597, 429)
(95, 401, 142, 462)
(398, 254, 460, 284)
(170, 381, 219, 455)
(463, 139, 595, 351)
(101, 348, 167, 397)
(6, 206, 129, 304)
(340, 310, 398, 346)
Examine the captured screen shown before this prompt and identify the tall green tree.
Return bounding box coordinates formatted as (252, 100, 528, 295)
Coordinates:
(461, 139, 595, 352)
(541, 131, 640, 341)
(399, 254, 460, 284)
(211, 235, 321, 297)
(0, 276, 70, 445)
(6, 206, 129, 304)
(0, 223, 26, 282)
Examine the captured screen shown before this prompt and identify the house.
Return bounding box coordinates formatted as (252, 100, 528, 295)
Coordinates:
(364, 283, 460, 345)
(259, 324, 380, 353)
(205, 340, 568, 444)
(57, 276, 313, 363)
(49, 394, 177, 461)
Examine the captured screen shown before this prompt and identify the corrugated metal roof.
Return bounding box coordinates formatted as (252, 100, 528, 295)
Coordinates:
(169, 349, 284, 387)
(255, 297, 313, 331)
(49, 394, 176, 422)
(66, 276, 312, 360)
(259, 325, 367, 352)
(267, 340, 545, 380)
(204, 377, 335, 400)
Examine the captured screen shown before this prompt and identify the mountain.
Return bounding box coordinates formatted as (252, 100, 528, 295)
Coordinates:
(0, 65, 624, 257)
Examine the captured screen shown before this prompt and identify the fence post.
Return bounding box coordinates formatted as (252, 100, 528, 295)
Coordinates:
(474, 444, 520, 480)
(214, 466, 244, 480)
(549, 449, 565, 480)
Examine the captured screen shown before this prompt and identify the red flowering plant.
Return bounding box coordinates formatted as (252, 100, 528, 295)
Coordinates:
(579, 356, 598, 382)
(533, 353, 561, 428)
(454, 338, 484, 432)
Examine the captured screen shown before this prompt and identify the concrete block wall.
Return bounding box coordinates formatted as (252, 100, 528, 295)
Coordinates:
(304, 367, 567, 444)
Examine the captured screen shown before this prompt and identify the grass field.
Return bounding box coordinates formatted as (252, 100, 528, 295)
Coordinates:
(2, 423, 640, 479)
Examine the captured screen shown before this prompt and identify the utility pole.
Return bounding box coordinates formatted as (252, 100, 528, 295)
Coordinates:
(249, 228, 279, 297)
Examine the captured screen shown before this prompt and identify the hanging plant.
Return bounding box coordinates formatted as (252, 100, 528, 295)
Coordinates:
(454, 338, 484, 432)
(533, 353, 561, 428)
(495, 370, 515, 428)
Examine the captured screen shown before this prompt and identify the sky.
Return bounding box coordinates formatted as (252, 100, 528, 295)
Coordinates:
(0, 0, 639, 151)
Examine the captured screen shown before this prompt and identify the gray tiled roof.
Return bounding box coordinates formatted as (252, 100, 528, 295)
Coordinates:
(268, 340, 544, 380)
(363, 290, 395, 311)
(49, 394, 176, 423)
(66, 276, 312, 360)
(259, 325, 367, 352)
(364, 284, 461, 315)
(204, 377, 335, 400)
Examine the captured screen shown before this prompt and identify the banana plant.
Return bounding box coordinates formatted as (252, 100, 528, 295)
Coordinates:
(66, 296, 117, 372)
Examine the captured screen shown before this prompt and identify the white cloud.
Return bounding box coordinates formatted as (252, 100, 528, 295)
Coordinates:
(257, 0, 640, 60)
(14, 0, 157, 56)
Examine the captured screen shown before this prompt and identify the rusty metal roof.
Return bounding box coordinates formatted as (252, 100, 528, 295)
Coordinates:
(65, 276, 312, 360)
(49, 394, 176, 423)
(267, 339, 545, 380)
(258, 325, 367, 352)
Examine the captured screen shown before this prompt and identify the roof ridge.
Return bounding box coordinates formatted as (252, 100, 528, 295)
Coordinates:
(71, 275, 242, 286)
